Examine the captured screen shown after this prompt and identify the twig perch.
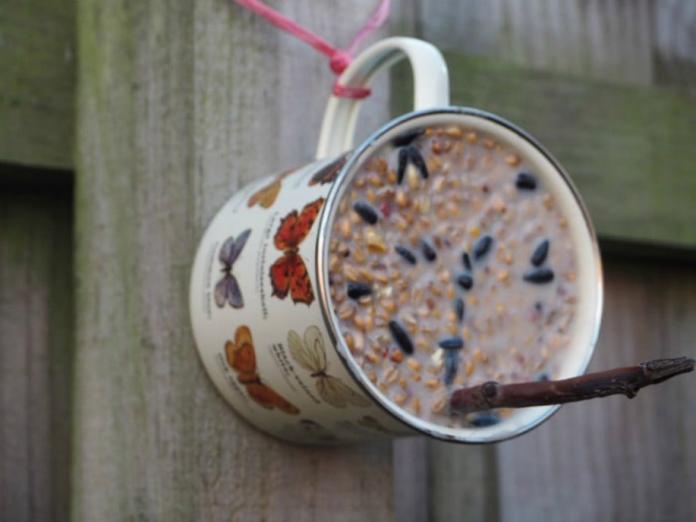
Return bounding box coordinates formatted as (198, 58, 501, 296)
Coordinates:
(450, 357, 695, 414)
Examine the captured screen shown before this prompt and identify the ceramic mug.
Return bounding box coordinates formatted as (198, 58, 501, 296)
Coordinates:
(189, 37, 603, 444)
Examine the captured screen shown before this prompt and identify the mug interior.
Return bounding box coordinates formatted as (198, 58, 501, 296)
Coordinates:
(316, 108, 604, 443)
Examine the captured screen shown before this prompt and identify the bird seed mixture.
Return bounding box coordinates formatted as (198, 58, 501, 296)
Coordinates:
(327, 124, 578, 428)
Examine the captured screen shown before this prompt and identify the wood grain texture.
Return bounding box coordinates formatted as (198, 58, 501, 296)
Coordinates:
(393, 437, 429, 522)
(397, 0, 696, 90)
(0, 189, 73, 522)
(496, 258, 696, 522)
(0, 0, 75, 168)
(428, 442, 499, 522)
(654, 0, 696, 90)
(73, 0, 393, 520)
(393, 432, 499, 522)
(392, 52, 696, 249)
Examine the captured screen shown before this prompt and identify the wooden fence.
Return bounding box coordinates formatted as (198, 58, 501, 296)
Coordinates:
(1, 1, 695, 520)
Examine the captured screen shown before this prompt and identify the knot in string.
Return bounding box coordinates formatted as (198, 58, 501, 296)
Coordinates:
(235, 0, 391, 99)
(329, 50, 352, 75)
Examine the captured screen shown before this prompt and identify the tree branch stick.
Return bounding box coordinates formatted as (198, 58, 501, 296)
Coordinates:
(450, 357, 695, 414)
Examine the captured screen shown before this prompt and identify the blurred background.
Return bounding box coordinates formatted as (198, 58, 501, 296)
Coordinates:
(1, 1, 694, 521)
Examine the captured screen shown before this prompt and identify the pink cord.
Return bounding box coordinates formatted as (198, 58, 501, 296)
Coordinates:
(234, 0, 391, 99)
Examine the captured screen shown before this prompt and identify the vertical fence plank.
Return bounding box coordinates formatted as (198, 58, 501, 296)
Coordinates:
(73, 0, 393, 520)
(0, 188, 73, 522)
(428, 442, 499, 521)
(393, 438, 430, 522)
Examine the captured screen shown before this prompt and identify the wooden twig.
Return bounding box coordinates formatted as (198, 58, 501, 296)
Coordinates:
(450, 357, 695, 414)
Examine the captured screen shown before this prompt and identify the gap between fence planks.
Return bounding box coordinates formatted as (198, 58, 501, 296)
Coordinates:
(0, 189, 73, 522)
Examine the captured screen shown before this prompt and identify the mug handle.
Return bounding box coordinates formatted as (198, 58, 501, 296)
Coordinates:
(316, 37, 450, 160)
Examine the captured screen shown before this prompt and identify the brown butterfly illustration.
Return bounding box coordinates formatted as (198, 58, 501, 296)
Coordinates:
(308, 153, 349, 186)
(225, 325, 300, 415)
(288, 326, 370, 408)
(248, 168, 294, 209)
(269, 198, 324, 305)
(214, 229, 251, 309)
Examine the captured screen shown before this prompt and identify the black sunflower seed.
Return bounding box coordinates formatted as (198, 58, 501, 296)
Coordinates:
(347, 282, 372, 299)
(407, 146, 429, 179)
(456, 273, 473, 290)
(438, 337, 464, 350)
(523, 268, 555, 284)
(421, 240, 437, 262)
(454, 298, 465, 322)
(392, 128, 424, 147)
(352, 200, 379, 225)
(397, 147, 409, 184)
(516, 172, 537, 190)
(444, 350, 459, 386)
(473, 235, 493, 261)
(395, 245, 417, 265)
(388, 320, 414, 354)
(470, 412, 500, 427)
(461, 251, 472, 271)
(530, 239, 550, 266)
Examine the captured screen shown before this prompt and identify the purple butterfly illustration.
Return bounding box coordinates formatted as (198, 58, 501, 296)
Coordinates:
(214, 229, 251, 308)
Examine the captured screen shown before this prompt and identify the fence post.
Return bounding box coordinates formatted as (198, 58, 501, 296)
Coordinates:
(73, 1, 393, 519)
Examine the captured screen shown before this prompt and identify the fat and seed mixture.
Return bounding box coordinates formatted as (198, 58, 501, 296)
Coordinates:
(327, 124, 578, 428)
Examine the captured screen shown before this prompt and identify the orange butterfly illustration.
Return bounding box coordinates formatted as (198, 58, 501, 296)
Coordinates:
(248, 168, 294, 209)
(225, 325, 300, 415)
(308, 153, 349, 186)
(269, 197, 325, 305)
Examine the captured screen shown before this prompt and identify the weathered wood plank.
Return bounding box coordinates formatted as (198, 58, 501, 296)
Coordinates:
(654, 0, 696, 90)
(73, 1, 393, 520)
(496, 258, 696, 522)
(393, 52, 696, 249)
(393, 438, 430, 522)
(394, 438, 499, 522)
(396, 0, 696, 90)
(0, 0, 75, 168)
(428, 442, 499, 522)
(0, 187, 73, 522)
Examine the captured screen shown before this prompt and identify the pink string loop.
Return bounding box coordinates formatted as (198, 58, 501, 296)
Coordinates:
(234, 0, 391, 99)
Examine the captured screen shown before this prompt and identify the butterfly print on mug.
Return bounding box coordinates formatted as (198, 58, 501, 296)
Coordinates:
(288, 326, 369, 408)
(214, 229, 251, 309)
(308, 153, 349, 186)
(248, 168, 294, 209)
(269, 198, 325, 305)
(225, 325, 300, 415)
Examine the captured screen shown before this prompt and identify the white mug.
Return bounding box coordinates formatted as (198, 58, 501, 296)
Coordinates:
(189, 37, 603, 444)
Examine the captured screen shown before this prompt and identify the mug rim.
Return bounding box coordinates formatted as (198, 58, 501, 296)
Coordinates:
(315, 106, 604, 443)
